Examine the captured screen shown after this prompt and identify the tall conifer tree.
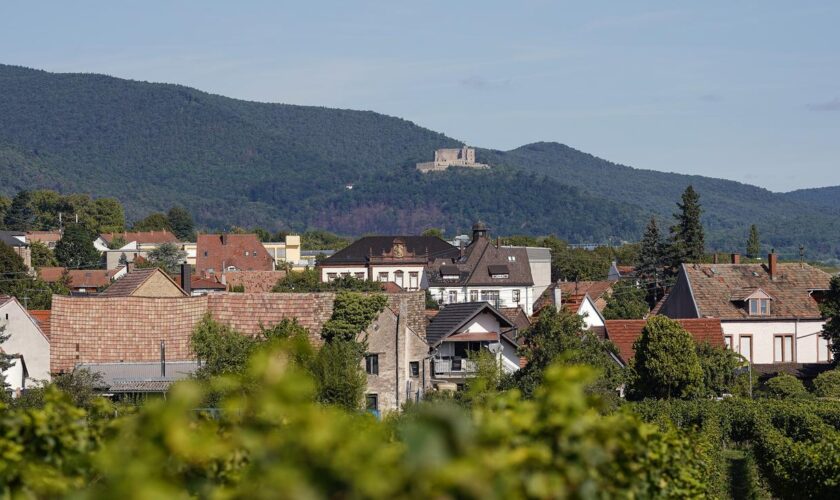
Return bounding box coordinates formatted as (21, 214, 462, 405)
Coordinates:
(746, 224, 760, 258)
(668, 185, 705, 270)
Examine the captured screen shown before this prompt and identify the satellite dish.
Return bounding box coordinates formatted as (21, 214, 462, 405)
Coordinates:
(487, 342, 503, 355)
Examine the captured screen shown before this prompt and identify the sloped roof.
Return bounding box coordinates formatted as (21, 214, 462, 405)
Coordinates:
(499, 306, 532, 331)
(321, 236, 458, 265)
(99, 267, 186, 297)
(426, 301, 514, 346)
(604, 318, 724, 363)
(28, 310, 51, 339)
(196, 234, 274, 276)
(0, 231, 27, 247)
(100, 231, 179, 245)
(223, 271, 286, 293)
(681, 263, 830, 319)
(78, 360, 199, 392)
(428, 237, 534, 287)
(38, 267, 116, 289)
(25, 230, 62, 244)
(535, 281, 616, 313)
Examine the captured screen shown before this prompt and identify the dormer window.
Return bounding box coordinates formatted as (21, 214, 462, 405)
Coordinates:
(488, 264, 510, 279)
(749, 298, 770, 316)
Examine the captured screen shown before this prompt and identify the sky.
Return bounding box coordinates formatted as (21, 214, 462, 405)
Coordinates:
(2, 1, 839, 191)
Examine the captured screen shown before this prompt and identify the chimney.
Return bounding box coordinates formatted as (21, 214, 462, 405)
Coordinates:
(126, 261, 135, 273)
(180, 263, 191, 295)
(221, 234, 228, 245)
(768, 251, 778, 280)
(731, 253, 740, 264)
(713, 254, 719, 264)
(553, 284, 562, 308)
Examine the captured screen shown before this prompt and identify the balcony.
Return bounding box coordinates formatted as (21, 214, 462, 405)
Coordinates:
(432, 358, 477, 378)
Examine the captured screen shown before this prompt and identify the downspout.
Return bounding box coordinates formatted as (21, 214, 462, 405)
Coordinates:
(395, 306, 401, 409)
(795, 317, 799, 362)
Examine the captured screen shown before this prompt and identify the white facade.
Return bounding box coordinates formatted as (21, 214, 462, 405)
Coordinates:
(575, 295, 606, 331)
(721, 320, 831, 365)
(0, 299, 51, 383)
(321, 264, 427, 291)
(432, 310, 521, 383)
(429, 285, 534, 314)
(2, 356, 27, 395)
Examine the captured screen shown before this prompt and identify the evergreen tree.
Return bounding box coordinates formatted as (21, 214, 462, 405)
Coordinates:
(636, 217, 663, 280)
(167, 207, 195, 241)
(820, 275, 840, 361)
(629, 316, 704, 399)
(746, 224, 761, 258)
(668, 185, 705, 270)
(54, 224, 101, 269)
(0, 324, 15, 391)
(3, 190, 35, 231)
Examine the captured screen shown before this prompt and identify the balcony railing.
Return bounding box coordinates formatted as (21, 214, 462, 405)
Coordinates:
(432, 358, 477, 378)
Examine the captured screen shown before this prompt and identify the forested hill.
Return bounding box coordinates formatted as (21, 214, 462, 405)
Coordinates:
(783, 186, 840, 210)
(0, 64, 838, 259)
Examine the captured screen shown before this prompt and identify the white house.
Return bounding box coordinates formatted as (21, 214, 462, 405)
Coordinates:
(426, 302, 523, 390)
(0, 296, 51, 384)
(658, 253, 833, 369)
(1, 354, 29, 396)
(427, 222, 551, 315)
(318, 236, 460, 291)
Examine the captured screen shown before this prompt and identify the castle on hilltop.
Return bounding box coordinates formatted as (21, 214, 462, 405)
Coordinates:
(416, 146, 489, 173)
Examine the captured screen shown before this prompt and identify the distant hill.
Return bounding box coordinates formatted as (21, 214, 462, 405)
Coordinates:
(0, 64, 839, 260)
(783, 186, 840, 210)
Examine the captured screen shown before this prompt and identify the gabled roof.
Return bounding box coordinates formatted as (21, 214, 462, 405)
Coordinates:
(221, 270, 287, 293)
(604, 318, 724, 363)
(99, 267, 187, 297)
(426, 301, 515, 346)
(77, 360, 199, 393)
(534, 281, 616, 314)
(25, 230, 62, 244)
(196, 234, 274, 276)
(100, 231, 179, 245)
(676, 263, 831, 319)
(428, 237, 534, 287)
(38, 267, 120, 289)
(320, 236, 458, 265)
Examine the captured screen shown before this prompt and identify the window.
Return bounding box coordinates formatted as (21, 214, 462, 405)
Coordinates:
(354, 272, 365, 279)
(480, 290, 500, 305)
(512, 290, 521, 303)
(448, 291, 458, 304)
(774, 335, 794, 363)
(203, 251, 208, 257)
(394, 270, 404, 288)
(365, 394, 378, 412)
(508, 256, 516, 262)
(365, 354, 379, 375)
(327, 272, 337, 281)
(408, 272, 419, 290)
(739, 335, 753, 362)
(244, 251, 248, 256)
(409, 361, 420, 378)
(378, 272, 388, 282)
(724, 335, 733, 350)
(470, 290, 478, 302)
(451, 358, 463, 371)
(341, 272, 350, 278)
(749, 298, 770, 316)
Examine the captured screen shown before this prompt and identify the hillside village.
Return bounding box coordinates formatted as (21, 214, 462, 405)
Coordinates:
(2, 185, 838, 414)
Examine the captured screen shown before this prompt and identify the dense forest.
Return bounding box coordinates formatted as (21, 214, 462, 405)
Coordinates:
(1, 64, 839, 260)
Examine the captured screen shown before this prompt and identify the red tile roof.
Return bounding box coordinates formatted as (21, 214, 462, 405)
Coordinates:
(100, 231, 179, 245)
(28, 310, 51, 339)
(223, 271, 286, 293)
(196, 234, 274, 277)
(605, 318, 724, 363)
(26, 230, 62, 244)
(39, 267, 114, 289)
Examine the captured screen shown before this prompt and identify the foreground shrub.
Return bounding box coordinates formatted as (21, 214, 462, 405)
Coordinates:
(813, 369, 840, 398)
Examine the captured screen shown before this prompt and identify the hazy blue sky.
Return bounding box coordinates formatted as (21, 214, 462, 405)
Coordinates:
(2, 1, 838, 191)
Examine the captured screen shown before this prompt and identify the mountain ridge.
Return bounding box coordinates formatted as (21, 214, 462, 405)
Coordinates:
(1, 63, 838, 260)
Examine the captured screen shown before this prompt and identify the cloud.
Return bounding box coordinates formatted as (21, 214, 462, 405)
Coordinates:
(459, 76, 511, 90)
(807, 98, 840, 111)
(699, 93, 722, 102)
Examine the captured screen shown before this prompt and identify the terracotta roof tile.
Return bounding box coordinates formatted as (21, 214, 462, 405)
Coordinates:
(224, 271, 286, 293)
(605, 318, 724, 363)
(196, 234, 274, 277)
(681, 263, 831, 319)
(28, 310, 51, 339)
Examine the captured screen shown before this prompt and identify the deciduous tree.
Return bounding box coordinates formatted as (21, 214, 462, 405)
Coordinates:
(166, 206, 195, 241)
(54, 224, 100, 269)
(629, 316, 704, 399)
(3, 190, 35, 231)
(602, 280, 649, 320)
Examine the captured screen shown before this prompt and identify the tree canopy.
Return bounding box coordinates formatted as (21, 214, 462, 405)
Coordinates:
(629, 316, 704, 399)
